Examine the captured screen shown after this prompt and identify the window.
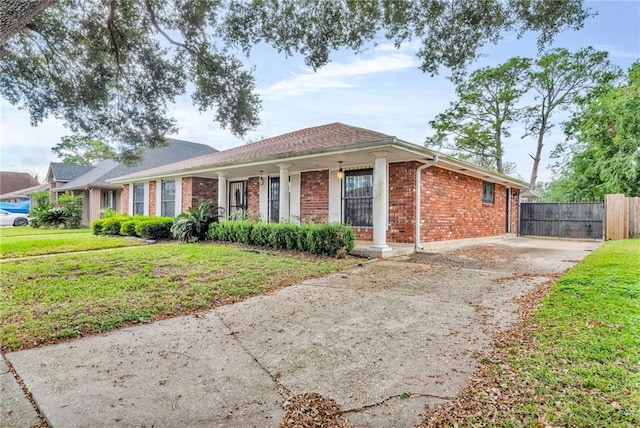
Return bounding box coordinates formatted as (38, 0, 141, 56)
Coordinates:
(268, 177, 279, 222)
(482, 181, 495, 204)
(132, 184, 144, 215)
(161, 180, 176, 217)
(101, 190, 116, 211)
(228, 181, 247, 219)
(343, 169, 373, 227)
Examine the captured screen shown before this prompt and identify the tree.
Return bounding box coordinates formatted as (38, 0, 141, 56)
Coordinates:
(52, 136, 117, 165)
(525, 47, 620, 188)
(544, 62, 640, 201)
(1, 1, 590, 161)
(426, 57, 531, 173)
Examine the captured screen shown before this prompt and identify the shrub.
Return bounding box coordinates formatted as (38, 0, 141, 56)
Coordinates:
(92, 219, 105, 235)
(120, 220, 139, 237)
(29, 192, 83, 229)
(57, 193, 83, 228)
(101, 216, 130, 236)
(136, 218, 173, 240)
(208, 221, 355, 256)
(171, 200, 221, 243)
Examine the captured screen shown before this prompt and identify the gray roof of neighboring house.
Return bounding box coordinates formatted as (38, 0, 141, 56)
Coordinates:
(0, 183, 50, 199)
(47, 163, 96, 182)
(0, 171, 41, 194)
(54, 139, 217, 192)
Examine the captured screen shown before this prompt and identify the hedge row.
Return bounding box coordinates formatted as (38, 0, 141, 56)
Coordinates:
(208, 221, 355, 256)
(92, 215, 173, 240)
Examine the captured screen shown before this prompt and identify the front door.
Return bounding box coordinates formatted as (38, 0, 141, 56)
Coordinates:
(269, 177, 280, 222)
(228, 181, 246, 219)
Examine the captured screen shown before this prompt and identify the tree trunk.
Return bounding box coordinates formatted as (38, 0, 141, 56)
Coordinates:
(530, 115, 548, 188)
(0, 0, 55, 53)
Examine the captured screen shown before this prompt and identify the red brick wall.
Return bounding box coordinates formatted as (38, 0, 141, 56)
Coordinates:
(148, 181, 157, 216)
(300, 170, 329, 222)
(121, 184, 129, 214)
(181, 177, 192, 213)
(181, 177, 219, 213)
(420, 167, 508, 242)
(388, 162, 420, 243)
(510, 190, 520, 234)
(247, 177, 260, 217)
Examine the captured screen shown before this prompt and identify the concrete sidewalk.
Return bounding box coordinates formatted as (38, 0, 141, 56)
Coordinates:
(3, 237, 601, 427)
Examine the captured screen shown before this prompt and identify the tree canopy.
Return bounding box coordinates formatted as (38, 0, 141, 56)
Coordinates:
(52, 135, 117, 166)
(1, 0, 591, 161)
(544, 62, 640, 201)
(426, 57, 531, 174)
(425, 47, 619, 185)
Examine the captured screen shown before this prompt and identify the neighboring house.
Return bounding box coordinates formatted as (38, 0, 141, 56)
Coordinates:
(0, 171, 40, 195)
(520, 189, 541, 203)
(46, 163, 96, 203)
(51, 139, 217, 225)
(110, 123, 529, 256)
(0, 183, 50, 213)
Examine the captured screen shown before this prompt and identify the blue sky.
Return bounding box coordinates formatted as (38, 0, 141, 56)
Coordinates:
(1, 0, 638, 183)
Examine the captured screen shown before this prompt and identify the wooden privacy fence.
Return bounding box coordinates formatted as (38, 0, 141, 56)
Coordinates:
(605, 194, 640, 240)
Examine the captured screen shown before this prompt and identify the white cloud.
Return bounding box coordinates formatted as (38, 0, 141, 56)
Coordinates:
(261, 52, 420, 99)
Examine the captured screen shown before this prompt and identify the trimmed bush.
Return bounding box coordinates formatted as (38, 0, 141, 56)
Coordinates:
(136, 218, 173, 240)
(92, 219, 105, 235)
(207, 221, 355, 257)
(100, 216, 130, 235)
(120, 220, 139, 237)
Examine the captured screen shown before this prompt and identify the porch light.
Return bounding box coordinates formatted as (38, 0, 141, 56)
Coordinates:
(337, 162, 344, 180)
(259, 171, 264, 185)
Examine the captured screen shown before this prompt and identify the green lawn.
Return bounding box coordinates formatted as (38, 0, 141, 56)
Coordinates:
(0, 228, 146, 258)
(420, 239, 640, 427)
(0, 226, 91, 238)
(0, 243, 357, 350)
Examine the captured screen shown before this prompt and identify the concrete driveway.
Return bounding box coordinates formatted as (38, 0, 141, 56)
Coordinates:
(3, 236, 600, 427)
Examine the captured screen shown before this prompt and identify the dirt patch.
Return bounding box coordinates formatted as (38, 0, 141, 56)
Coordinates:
(451, 245, 519, 262)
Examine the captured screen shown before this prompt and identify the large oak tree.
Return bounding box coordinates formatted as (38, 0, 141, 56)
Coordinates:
(1, 0, 591, 161)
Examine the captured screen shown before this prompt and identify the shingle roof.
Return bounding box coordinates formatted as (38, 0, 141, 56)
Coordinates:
(0, 171, 40, 194)
(48, 163, 96, 182)
(113, 123, 393, 181)
(54, 139, 217, 192)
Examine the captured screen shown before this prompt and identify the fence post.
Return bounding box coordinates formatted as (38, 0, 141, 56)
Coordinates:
(630, 197, 640, 239)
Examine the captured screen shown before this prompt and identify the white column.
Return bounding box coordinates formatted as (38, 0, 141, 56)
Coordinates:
(278, 164, 291, 222)
(217, 173, 227, 219)
(370, 152, 391, 252)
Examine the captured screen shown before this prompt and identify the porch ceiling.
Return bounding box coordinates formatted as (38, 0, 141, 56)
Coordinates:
(184, 144, 434, 180)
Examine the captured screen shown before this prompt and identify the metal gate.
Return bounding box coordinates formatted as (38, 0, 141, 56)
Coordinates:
(519, 202, 604, 239)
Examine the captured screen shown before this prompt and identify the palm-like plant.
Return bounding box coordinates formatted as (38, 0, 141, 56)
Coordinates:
(171, 200, 222, 243)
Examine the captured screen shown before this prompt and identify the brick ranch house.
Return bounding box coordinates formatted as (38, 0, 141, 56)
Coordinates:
(110, 123, 528, 256)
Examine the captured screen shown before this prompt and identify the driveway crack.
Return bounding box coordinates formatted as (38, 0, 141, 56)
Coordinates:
(342, 392, 454, 414)
(212, 309, 291, 400)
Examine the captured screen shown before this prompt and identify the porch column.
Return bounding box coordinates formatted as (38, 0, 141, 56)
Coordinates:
(370, 151, 391, 252)
(217, 173, 227, 219)
(278, 164, 291, 222)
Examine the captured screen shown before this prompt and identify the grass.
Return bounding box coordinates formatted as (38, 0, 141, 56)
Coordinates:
(420, 239, 640, 427)
(0, 226, 91, 238)
(0, 228, 146, 258)
(0, 243, 358, 351)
